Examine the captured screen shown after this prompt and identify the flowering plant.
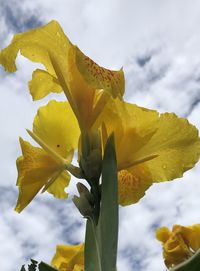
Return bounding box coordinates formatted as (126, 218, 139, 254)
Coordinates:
(1, 20, 200, 271)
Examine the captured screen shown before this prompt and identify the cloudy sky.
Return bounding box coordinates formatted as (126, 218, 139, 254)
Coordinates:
(1, 0, 200, 270)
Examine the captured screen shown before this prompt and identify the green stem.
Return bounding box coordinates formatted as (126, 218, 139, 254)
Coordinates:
(90, 183, 101, 224)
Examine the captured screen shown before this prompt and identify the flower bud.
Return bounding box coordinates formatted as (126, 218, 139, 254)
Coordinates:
(76, 182, 94, 205)
(79, 130, 102, 181)
(72, 194, 93, 218)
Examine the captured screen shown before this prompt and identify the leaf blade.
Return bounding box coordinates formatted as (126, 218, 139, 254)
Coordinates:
(85, 219, 101, 271)
(38, 262, 58, 271)
(171, 249, 200, 271)
(99, 134, 118, 271)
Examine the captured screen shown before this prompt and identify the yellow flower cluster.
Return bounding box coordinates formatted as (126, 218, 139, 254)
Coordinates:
(0, 20, 200, 212)
(156, 224, 200, 268)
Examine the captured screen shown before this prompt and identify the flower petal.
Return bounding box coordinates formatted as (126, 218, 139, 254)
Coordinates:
(47, 171, 71, 199)
(64, 46, 96, 129)
(0, 20, 70, 74)
(74, 265, 84, 271)
(94, 98, 158, 166)
(15, 138, 60, 212)
(156, 224, 200, 268)
(181, 224, 200, 251)
(97, 98, 200, 182)
(51, 244, 84, 271)
(0, 20, 73, 104)
(75, 46, 125, 98)
(0, 20, 125, 129)
(118, 165, 152, 206)
(29, 69, 62, 100)
(135, 113, 200, 182)
(33, 100, 80, 159)
(156, 227, 171, 243)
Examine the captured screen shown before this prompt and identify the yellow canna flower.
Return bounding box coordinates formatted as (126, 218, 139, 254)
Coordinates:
(156, 224, 200, 268)
(0, 20, 125, 130)
(1, 20, 199, 209)
(15, 100, 80, 212)
(51, 243, 84, 271)
(94, 98, 200, 206)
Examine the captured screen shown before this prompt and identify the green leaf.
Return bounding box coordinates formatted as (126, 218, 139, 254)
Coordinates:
(171, 249, 200, 271)
(19, 259, 38, 271)
(29, 259, 38, 271)
(20, 265, 26, 271)
(38, 262, 58, 271)
(84, 134, 118, 271)
(85, 219, 102, 271)
(19, 260, 58, 271)
(99, 133, 118, 271)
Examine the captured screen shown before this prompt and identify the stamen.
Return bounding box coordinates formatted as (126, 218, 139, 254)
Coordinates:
(49, 53, 83, 129)
(27, 130, 83, 179)
(120, 154, 158, 170)
(41, 170, 62, 193)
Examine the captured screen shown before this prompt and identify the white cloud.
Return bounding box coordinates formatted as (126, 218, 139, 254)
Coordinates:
(1, 1, 200, 271)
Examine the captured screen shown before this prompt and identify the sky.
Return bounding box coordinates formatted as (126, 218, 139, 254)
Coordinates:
(1, 0, 200, 270)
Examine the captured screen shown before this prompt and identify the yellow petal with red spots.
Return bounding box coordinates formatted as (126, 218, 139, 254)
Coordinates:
(118, 165, 152, 206)
(95, 98, 200, 205)
(75, 46, 125, 98)
(0, 20, 125, 129)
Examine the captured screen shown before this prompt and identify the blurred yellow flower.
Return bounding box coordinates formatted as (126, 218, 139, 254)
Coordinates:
(156, 224, 200, 268)
(94, 98, 200, 205)
(51, 243, 84, 271)
(15, 100, 80, 212)
(0, 20, 124, 130)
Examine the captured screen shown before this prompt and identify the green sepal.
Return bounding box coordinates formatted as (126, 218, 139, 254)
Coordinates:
(171, 249, 200, 271)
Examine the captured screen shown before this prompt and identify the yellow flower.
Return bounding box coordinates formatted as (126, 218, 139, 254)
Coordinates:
(15, 100, 80, 212)
(156, 224, 200, 268)
(0, 20, 124, 130)
(1, 20, 199, 209)
(51, 243, 84, 271)
(94, 98, 200, 205)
